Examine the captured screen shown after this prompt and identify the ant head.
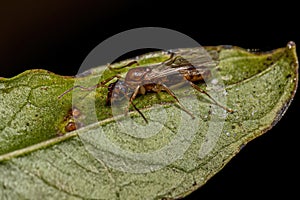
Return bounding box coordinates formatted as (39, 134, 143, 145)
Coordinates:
(106, 80, 130, 106)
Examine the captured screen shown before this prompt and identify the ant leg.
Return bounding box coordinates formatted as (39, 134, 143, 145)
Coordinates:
(159, 84, 195, 119)
(162, 54, 192, 69)
(58, 74, 122, 99)
(130, 101, 148, 123)
(110, 83, 148, 123)
(108, 60, 139, 71)
(99, 74, 123, 85)
(189, 82, 234, 113)
(161, 52, 175, 65)
(127, 85, 148, 123)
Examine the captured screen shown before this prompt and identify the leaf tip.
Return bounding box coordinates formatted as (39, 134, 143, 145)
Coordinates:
(287, 41, 296, 49)
(285, 41, 298, 71)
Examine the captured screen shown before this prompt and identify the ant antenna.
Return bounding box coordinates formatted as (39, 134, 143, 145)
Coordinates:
(58, 75, 122, 99)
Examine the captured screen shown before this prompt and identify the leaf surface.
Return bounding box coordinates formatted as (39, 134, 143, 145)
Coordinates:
(0, 42, 298, 200)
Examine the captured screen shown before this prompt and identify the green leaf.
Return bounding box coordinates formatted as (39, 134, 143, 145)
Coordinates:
(0, 42, 298, 199)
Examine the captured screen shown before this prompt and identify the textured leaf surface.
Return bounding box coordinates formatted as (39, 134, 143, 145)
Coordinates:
(0, 42, 298, 200)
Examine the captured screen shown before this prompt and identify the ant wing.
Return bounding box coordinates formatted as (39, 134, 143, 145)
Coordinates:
(149, 52, 215, 80)
(148, 64, 212, 80)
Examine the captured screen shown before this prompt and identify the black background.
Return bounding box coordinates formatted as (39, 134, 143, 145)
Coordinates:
(1, 1, 299, 199)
